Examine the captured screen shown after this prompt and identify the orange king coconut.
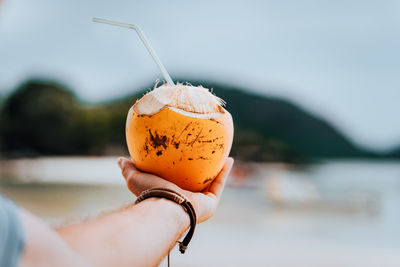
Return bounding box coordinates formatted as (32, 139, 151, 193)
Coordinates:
(126, 83, 234, 191)
(91, 17, 234, 191)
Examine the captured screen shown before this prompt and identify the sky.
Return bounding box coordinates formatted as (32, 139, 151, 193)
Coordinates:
(1, 0, 400, 152)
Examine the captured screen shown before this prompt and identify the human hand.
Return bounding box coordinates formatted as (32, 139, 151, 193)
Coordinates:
(117, 157, 234, 223)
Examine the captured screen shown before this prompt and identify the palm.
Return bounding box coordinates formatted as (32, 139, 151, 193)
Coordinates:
(118, 157, 234, 223)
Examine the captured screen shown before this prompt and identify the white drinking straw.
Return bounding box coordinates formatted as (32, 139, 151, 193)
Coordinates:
(93, 17, 175, 86)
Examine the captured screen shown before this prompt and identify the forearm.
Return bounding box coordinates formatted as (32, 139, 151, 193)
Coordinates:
(58, 198, 190, 267)
(19, 209, 89, 267)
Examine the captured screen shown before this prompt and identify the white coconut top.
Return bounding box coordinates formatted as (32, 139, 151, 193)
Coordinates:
(133, 84, 226, 118)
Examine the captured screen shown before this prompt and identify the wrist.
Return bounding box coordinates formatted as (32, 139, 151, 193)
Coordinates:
(139, 198, 190, 230)
(134, 188, 197, 254)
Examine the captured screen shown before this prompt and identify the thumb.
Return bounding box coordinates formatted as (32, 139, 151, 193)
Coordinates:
(117, 157, 140, 182)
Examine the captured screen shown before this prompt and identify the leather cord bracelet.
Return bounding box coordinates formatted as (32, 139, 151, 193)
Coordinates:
(135, 188, 197, 254)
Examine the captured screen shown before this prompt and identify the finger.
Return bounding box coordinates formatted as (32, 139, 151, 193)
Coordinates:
(208, 157, 234, 199)
(117, 157, 141, 182)
(117, 157, 125, 169)
(118, 157, 178, 196)
(118, 157, 150, 195)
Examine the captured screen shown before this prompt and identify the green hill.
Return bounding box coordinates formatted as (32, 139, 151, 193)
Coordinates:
(387, 146, 400, 158)
(187, 80, 376, 161)
(0, 79, 381, 161)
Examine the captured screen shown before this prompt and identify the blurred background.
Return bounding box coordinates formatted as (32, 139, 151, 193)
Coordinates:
(1, 0, 400, 266)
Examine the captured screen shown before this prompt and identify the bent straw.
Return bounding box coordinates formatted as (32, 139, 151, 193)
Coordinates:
(93, 17, 175, 86)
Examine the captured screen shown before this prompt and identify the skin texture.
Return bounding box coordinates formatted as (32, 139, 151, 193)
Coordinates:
(18, 157, 234, 267)
(126, 106, 234, 192)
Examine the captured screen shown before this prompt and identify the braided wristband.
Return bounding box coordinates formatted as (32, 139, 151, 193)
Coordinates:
(135, 188, 197, 254)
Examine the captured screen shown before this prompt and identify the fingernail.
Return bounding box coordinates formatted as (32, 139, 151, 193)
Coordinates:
(117, 157, 124, 168)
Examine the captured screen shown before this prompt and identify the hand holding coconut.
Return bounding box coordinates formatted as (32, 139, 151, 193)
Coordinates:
(118, 156, 233, 223)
